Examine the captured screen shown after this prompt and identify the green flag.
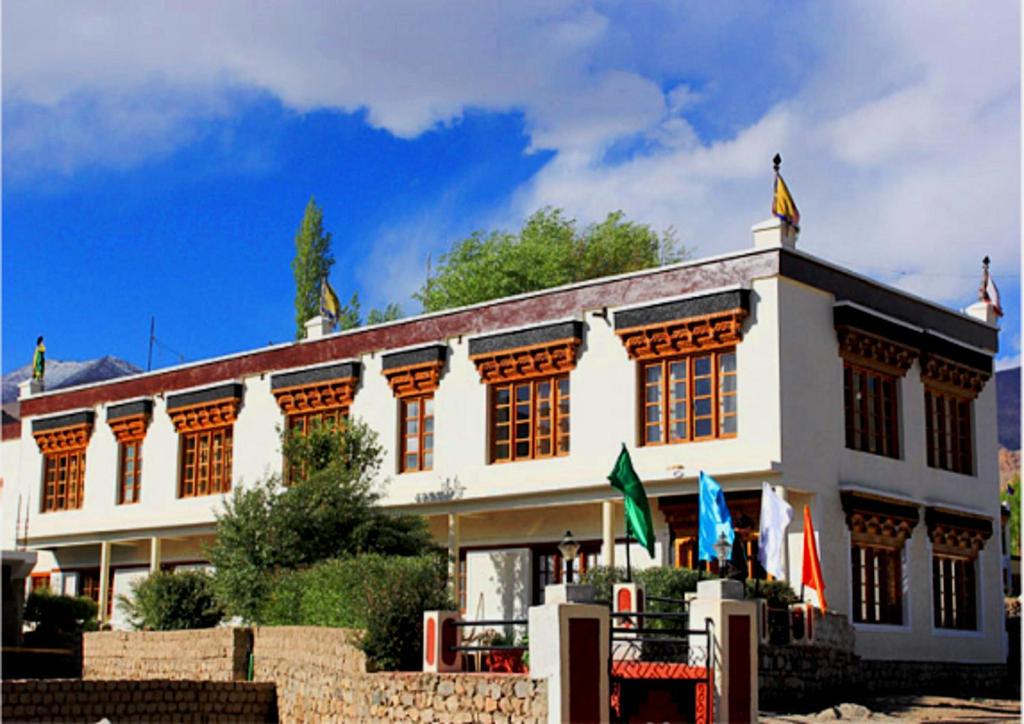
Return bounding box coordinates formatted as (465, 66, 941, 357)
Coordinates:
(607, 443, 656, 557)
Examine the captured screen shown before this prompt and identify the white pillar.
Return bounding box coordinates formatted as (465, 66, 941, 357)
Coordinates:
(602, 500, 615, 569)
(98, 541, 112, 625)
(149, 537, 162, 574)
(447, 513, 461, 610)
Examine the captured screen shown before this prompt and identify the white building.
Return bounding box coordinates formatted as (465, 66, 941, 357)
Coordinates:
(1, 217, 1005, 663)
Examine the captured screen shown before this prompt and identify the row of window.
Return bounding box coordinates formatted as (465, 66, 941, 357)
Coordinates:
(843, 360, 976, 475)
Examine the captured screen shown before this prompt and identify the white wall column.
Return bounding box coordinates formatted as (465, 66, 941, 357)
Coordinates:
(149, 537, 162, 574)
(447, 513, 461, 609)
(97, 540, 111, 625)
(602, 500, 616, 568)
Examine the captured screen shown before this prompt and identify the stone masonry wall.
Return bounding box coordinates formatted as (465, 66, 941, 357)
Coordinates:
(2, 679, 277, 723)
(84, 628, 251, 682)
(251, 626, 547, 723)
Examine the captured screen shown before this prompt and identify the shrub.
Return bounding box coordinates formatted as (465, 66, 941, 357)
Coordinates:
(119, 570, 224, 631)
(23, 591, 98, 636)
(745, 578, 798, 608)
(261, 553, 451, 671)
(579, 565, 627, 602)
(582, 565, 797, 609)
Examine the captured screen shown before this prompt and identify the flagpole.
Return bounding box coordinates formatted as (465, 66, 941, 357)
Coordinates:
(625, 527, 632, 583)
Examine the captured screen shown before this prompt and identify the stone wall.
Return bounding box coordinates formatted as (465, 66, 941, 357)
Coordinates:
(252, 626, 546, 723)
(1, 679, 277, 722)
(84, 628, 251, 682)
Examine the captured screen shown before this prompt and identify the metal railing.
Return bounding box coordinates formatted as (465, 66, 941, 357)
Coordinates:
(449, 618, 528, 654)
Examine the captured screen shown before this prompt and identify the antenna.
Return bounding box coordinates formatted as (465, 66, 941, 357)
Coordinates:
(147, 317, 155, 372)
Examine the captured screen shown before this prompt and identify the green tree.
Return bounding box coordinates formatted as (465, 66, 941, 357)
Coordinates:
(119, 570, 223, 631)
(292, 197, 335, 338)
(415, 207, 686, 312)
(366, 303, 402, 325)
(208, 418, 436, 621)
(1003, 474, 1021, 553)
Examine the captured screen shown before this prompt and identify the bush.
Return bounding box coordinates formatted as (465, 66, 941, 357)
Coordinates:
(581, 565, 797, 608)
(24, 590, 98, 637)
(119, 570, 224, 631)
(745, 578, 798, 608)
(261, 553, 451, 671)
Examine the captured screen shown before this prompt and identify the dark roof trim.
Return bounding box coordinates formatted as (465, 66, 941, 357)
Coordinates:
(106, 399, 153, 421)
(468, 320, 584, 357)
(834, 303, 992, 373)
(783, 250, 997, 352)
(32, 410, 95, 433)
(166, 383, 243, 411)
(840, 489, 920, 524)
(614, 289, 750, 331)
(924, 506, 993, 537)
(270, 362, 360, 391)
(382, 345, 448, 371)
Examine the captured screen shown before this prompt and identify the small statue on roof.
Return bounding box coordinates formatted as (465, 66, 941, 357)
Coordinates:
(32, 336, 46, 387)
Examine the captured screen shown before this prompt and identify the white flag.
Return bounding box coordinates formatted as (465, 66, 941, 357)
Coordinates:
(986, 275, 1004, 317)
(758, 482, 793, 580)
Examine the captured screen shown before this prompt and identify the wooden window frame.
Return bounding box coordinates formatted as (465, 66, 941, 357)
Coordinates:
(41, 448, 87, 513)
(932, 553, 977, 631)
(639, 348, 737, 447)
(843, 360, 900, 459)
(850, 541, 904, 625)
(117, 439, 143, 505)
(400, 394, 434, 473)
(178, 425, 233, 498)
(530, 542, 600, 604)
(490, 374, 570, 463)
(924, 387, 973, 475)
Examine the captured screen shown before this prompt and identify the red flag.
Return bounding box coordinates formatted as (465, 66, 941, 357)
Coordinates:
(801, 505, 828, 613)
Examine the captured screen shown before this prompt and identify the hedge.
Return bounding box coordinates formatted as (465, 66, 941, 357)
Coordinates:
(119, 570, 224, 630)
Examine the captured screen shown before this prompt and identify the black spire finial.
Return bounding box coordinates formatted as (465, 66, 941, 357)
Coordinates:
(773, 153, 782, 173)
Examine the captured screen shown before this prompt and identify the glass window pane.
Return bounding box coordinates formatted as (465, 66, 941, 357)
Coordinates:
(696, 419, 713, 437)
(695, 356, 711, 376)
(539, 440, 552, 455)
(673, 402, 687, 420)
(423, 451, 433, 468)
(516, 403, 530, 419)
(558, 399, 569, 415)
(539, 420, 552, 435)
(722, 375, 737, 392)
(719, 352, 736, 372)
(558, 419, 569, 434)
(558, 378, 569, 396)
(407, 400, 419, 418)
(722, 416, 737, 435)
(646, 425, 662, 443)
(695, 379, 712, 397)
(424, 417, 434, 433)
(539, 402, 551, 416)
(516, 422, 530, 438)
(646, 386, 661, 402)
(672, 422, 687, 440)
(669, 361, 686, 379)
(515, 441, 530, 457)
(405, 453, 418, 469)
(496, 407, 510, 423)
(695, 398, 712, 416)
(538, 381, 551, 398)
(407, 436, 419, 452)
(495, 426, 509, 442)
(495, 443, 509, 459)
(424, 397, 434, 415)
(516, 384, 531, 402)
(423, 434, 433, 451)
(496, 387, 510, 404)
(645, 365, 662, 383)
(673, 382, 687, 399)
(722, 396, 737, 414)
(646, 406, 662, 423)
(406, 419, 418, 435)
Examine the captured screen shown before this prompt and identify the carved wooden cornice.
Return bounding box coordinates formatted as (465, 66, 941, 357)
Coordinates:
(169, 399, 241, 433)
(841, 490, 919, 548)
(33, 423, 92, 454)
(920, 353, 989, 399)
(925, 507, 992, 558)
(616, 308, 747, 361)
(837, 326, 917, 377)
(108, 414, 149, 443)
(272, 378, 356, 416)
(471, 339, 579, 384)
(383, 361, 444, 398)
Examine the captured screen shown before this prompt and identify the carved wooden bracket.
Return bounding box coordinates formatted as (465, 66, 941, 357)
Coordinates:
(837, 326, 917, 377)
(383, 361, 444, 398)
(841, 491, 919, 548)
(925, 508, 992, 558)
(272, 378, 356, 416)
(616, 308, 747, 361)
(108, 414, 149, 443)
(33, 423, 92, 454)
(471, 339, 579, 383)
(920, 353, 989, 399)
(169, 399, 240, 433)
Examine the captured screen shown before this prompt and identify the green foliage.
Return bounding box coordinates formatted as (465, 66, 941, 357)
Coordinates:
(581, 565, 797, 608)
(24, 590, 98, 635)
(366, 303, 402, 326)
(416, 208, 686, 312)
(292, 197, 335, 338)
(579, 565, 628, 602)
(745, 578, 799, 607)
(261, 554, 451, 671)
(338, 292, 362, 331)
(118, 570, 224, 631)
(1003, 475, 1021, 554)
(208, 418, 437, 621)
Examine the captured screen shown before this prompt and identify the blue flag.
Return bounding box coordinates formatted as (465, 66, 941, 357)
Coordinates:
(698, 471, 735, 562)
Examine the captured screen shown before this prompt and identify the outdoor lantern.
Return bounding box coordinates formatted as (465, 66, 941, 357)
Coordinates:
(714, 531, 731, 574)
(558, 530, 580, 582)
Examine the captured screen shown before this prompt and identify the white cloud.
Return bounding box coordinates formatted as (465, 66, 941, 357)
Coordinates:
(3, 0, 1019, 317)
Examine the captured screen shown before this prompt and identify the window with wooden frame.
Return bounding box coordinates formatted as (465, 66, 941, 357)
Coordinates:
(33, 414, 93, 513)
(531, 542, 600, 604)
(491, 374, 570, 462)
(108, 403, 151, 506)
(77, 568, 114, 618)
(641, 349, 736, 445)
(29, 573, 51, 593)
(167, 384, 241, 499)
(924, 388, 973, 474)
(663, 493, 765, 578)
(926, 507, 991, 631)
(842, 491, 919, 626)
(400, 395, 434, 472)
(118, 440, 143, 504)
(843, 361, 900, 458)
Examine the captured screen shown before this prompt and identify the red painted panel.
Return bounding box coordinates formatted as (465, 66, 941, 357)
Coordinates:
(425, 617, 436, 666)
(568, 618, 601, 723)
(617, 587, 632, 612)
(728, 614, 751, 723)
(440, 617, 458, 667)
(20, 254, 778, 418)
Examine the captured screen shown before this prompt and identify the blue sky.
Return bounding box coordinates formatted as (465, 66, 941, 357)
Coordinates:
(3, 1, 1020, 376)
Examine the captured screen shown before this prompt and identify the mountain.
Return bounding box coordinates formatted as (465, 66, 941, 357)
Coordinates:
(1, 356, 142, 410)
(997, 367, 1020, 451)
